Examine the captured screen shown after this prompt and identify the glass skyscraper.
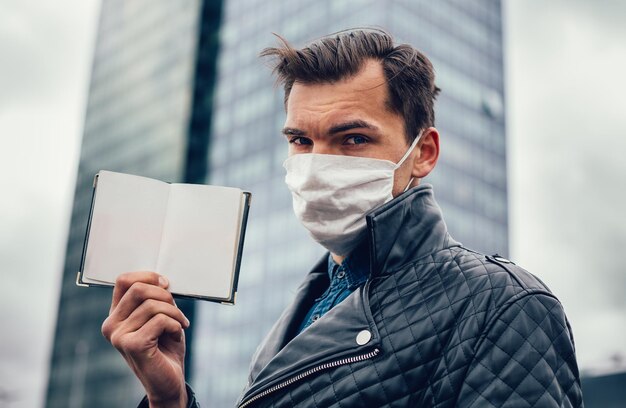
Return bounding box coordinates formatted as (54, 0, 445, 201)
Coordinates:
(191, 0, 507, 406)
(45, 0, 224, 406)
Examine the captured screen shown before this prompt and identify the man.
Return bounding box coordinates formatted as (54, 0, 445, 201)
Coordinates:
(102, 29, 583, 407)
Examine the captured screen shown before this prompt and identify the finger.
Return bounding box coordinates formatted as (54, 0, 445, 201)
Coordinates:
(112, 282, 175, 321)
(136, 313, 185, 351)
(111, 272, 169, 312)
(122, 299, 190, 333)
(102, 285, 180, 344)
(113, 313, 183, 356)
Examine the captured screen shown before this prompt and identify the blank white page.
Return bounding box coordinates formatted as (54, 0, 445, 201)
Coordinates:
(156, 183, 243, 299)
(83, 171, 170, 284)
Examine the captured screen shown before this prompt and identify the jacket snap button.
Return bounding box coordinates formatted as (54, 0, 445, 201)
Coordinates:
(356, 330, 372, 345)
(493, 255, 512, 264)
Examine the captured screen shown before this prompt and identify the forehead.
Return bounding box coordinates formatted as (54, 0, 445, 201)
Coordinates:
(285, 60, 400, 129)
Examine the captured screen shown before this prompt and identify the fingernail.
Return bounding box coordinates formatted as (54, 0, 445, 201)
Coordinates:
(158, 275, 169, 288)
(185, 317, 190, 327)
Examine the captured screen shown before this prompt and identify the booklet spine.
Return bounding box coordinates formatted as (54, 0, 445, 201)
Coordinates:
(227, 191, 252, 305)
(76, 173, 100, 287)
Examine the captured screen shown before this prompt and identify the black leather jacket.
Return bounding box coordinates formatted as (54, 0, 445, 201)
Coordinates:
(148, 184, 583, 407)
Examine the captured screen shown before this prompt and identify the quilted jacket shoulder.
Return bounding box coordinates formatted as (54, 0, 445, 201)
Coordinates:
(364, 243, 582, 407)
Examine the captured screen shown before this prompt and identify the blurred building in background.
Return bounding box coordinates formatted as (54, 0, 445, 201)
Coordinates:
(45, 1, 223, 406)
(48, 0, 511, 407)
(192, 0, 508, 405)
(581, 370, 626, 408)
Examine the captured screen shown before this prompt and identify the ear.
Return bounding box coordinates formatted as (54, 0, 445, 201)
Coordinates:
(411, 127, 440, 179)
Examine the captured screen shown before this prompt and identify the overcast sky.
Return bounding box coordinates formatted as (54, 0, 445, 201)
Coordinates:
(507, 0, 626, 373)
(0, 1, 99, 407)
(1, 1, 625, 407)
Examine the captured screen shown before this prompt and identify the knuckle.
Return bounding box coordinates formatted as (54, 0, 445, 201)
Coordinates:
(115, 335, 134, 353)
(115, 273, 131, 287)
(140, 271, 159, 284)
(143, 298, 159, 314)
(109, 332, 122, 349)
(148, 271, 160, 281)
(154, 313, 169, 325)
(111, 334, 138, 354)
(127, 282, 146, 301)
(101, 319, 112, 339)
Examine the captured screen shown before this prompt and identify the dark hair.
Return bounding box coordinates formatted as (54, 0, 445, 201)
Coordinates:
(260, 28, 440, 142)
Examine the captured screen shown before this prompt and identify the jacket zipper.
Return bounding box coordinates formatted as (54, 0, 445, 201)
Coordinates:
(238, 348, 381, 408)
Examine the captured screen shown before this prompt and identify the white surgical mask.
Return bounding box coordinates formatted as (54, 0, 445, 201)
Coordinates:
(283, 131, 423, 256)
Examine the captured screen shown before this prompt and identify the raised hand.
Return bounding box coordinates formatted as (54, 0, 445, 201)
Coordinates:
(102, 272, 189, 408)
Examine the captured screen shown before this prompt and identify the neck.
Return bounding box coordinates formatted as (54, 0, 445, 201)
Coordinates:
(331, 253, 346, 264)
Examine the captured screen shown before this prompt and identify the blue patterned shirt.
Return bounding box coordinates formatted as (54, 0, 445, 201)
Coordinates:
(298, 243, 369, 333)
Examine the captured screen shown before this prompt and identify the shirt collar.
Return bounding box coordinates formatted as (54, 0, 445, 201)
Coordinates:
(327, 238, 369, 290)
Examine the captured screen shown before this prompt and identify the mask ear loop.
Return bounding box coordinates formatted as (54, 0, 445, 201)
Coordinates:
(394, 130, 424, 169)
(396, 130, 425, 192)
(403, 176, 415, 192)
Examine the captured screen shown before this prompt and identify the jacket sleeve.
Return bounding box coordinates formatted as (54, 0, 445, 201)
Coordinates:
(137, 383, 200, 408)
(456, 292, 583, 407)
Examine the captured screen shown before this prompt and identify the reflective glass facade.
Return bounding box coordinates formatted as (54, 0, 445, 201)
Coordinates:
(46, 1, 207, 406)
(192, 0, 507, 406)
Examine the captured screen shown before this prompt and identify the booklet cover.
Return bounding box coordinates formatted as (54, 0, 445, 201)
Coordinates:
(76, 170, 251, 304)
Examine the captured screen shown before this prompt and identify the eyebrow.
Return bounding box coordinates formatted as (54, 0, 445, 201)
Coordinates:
(281, 120, 379, 137)
(282, 127, 306, 136)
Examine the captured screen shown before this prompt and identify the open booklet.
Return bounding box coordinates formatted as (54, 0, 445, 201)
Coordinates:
(76, 170, 251, 304)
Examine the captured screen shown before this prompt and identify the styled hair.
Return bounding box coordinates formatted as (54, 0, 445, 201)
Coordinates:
(260, 28, 440, 142)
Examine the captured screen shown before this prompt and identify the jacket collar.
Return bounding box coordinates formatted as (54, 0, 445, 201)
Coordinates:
(366, 183, 459, 276)
(246, 256, 329, 382)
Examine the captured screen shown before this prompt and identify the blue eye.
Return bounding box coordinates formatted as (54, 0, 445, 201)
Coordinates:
(289, 137, 312, 145)
(346, 135, 368, 145)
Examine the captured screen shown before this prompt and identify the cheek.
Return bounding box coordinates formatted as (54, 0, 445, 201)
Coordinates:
(287, 145, 306, 156)
(390, 162, 415, 197)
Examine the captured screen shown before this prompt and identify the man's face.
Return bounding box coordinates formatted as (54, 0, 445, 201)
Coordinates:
(283, 59, 418, 197)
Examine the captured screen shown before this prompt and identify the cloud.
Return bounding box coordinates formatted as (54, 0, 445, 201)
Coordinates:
(506, 0, 626, 369)
(0, 1, 99, 407)
(0, 1, 98, 109)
